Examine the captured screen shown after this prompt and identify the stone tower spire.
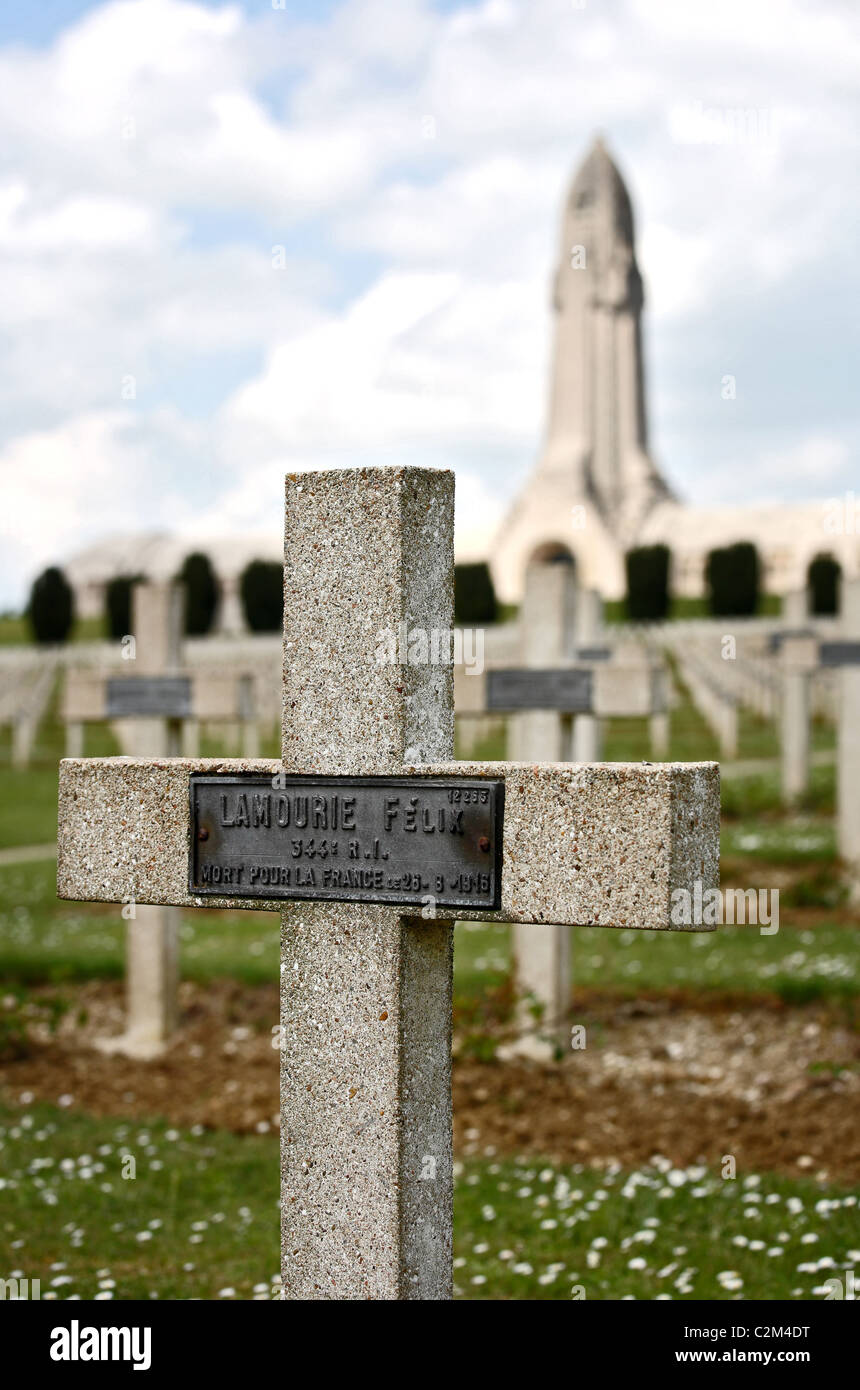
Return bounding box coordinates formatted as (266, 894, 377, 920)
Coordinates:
(543, 136, 670, 533)
(491, 137, 672, 600)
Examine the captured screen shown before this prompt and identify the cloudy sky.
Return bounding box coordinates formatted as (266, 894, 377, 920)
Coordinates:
(0, 0, 857, 607)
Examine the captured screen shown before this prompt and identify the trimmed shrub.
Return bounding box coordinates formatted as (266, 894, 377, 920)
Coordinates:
(705, 541, 760, 617)
(625, 544, 670, 622)
(454, 562, 497, 625)
(27, 566, 74, 644)
(176, 553, 218, 636)
(808, 553, 840, 616)
(105, 574, 144, 640)
(240, 560, 283, 633)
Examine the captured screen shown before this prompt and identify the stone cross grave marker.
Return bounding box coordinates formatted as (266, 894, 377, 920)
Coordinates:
(62, 585, 259, 762)
(0, 658, 56, 769)
(86, 583, 186, 1057)
(776, 580, 860, 878)
(64, 582, 255, 1056)
(474, 558, 671, 1055)
(57, 466, 719, 1299)
(572, 582, 608, 764)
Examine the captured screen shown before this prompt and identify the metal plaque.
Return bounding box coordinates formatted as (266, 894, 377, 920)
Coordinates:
(106, 676, 193, 719)
(486, 667, 593, 713)
(767, 629, 815, 653)
(189, 774, 504, 910)
(575, 646, 612, 662)
(819, 641, 860, 668)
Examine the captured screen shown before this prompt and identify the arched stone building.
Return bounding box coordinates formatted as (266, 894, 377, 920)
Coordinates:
(63, 530, 282, 634)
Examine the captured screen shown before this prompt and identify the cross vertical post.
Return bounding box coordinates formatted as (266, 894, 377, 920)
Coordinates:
(113, 582, 184, 1057)
(279, 468, 456, 1300)
(507, 558, 574, 1056)
(508, 558, 577, 762)
(572, 585, 604, 762)
(779, 587, 812, 803)
(57, 464, 720, 1304)
(837, 580, 860, 878)
(780, 638, 812, 805)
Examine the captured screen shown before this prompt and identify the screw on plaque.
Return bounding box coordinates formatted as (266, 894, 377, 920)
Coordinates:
(478, 836, 490, 852)
(198, 826, 209, 842)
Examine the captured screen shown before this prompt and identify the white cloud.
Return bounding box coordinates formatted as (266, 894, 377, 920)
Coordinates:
(0, 182, 162, 252)
(454, 470, 507, 562)
(222, 268, 544, 460)
(0, 0, 857, 605)
(755, 435, 852, 489)
(0, 409, 202, 601)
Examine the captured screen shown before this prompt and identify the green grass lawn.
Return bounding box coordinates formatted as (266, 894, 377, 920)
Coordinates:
(0, 673, 836, 851)
(1, 687, 857, 1303)
(2, 859, 858, 1005)
(0, 615, 107, 646)
(0, 860, 279, 986)
(456, 919, 859, 1006)
(1, 1102, 855, 1300)
(455, 1156, 859, 1300)
(721, 816, 836, 863)
(0, 1103, 281, 1301)
(720, 764, 835, 820)
(602, 595, 783, 624)
(0, 770, 62, 850)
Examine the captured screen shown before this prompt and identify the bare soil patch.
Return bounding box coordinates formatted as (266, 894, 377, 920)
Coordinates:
(1, 981, 857, 1181)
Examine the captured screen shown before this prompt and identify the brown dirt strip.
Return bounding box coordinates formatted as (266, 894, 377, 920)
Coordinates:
(0, 980, 857, 1182)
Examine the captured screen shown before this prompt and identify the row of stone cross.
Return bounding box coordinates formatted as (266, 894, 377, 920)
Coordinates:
(57, 466, 719, 1300)
(775, 593, 860, 868)
(60, 541, 671, 1062)
(62, 582, 262, 761)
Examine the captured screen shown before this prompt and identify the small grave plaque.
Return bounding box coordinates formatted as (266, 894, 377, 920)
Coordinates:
(819, 641, 860, 668)
(190, 774, 504, 909)
(767, 629, 815, 653)
(105, 676, 193, 719)
(575, 646, 612, 662)
(486, 667, 593, 713)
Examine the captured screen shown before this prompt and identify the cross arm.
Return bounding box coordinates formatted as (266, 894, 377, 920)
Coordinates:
(481, 663, 664, 716)
(57, 756, 718, 930)
(57, 756, 280, 912)
(426, 759, 717, 928)
(62, 670, 252, 722)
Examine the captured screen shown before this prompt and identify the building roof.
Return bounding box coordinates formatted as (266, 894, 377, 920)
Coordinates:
(62, 529, 282, 587)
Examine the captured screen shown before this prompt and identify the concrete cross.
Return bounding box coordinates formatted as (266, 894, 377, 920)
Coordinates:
(0, 658, 55, 769)
(777, 580, 860, 876)
(75, 584, 188, 1057)
(57, 466, 719, 1300)
(63, 583, 256, 1055)
(464, 557, 671, 1055)
(457, 567, 669, 762)
(62, 582, 259, 762)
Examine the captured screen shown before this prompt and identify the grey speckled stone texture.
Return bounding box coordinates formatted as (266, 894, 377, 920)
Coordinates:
(280, 468, 455, 1301)
(281, 468, 454, 774)
(55, 466, 722, 1303)
(57, 756, 719, 930)
(280, 907, 453, 1299)
(429, 759, 719, 929)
